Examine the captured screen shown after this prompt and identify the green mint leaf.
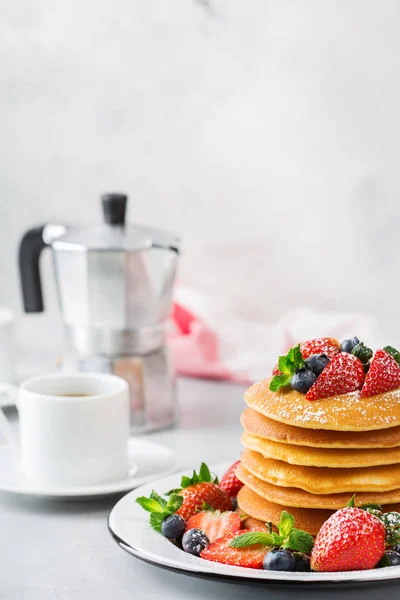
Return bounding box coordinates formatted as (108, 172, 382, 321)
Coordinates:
(229, 532, 274, 548)
(278, 356, 291, 376)
(271, 532, 284, 546)
(150, 490, 167, 510)
(180, 475, 192, 488)
(287, 344, 304, 370)
(165, 493, 183, 514)
(360, 503, 382, 512)
(383, 346, 400, 366)
(199, 463, 212, 483)
(149, 512, 166, 532)
(165, 488, 181, 496)
(278, 510, 295, 539)
(283, 528, 314, 554)
(352, 342, 373, 364)
(136, 496, 165, 513)
(376, 553, 391, 569)
(269, 374, 292, 392)
(346, 494, 356, 508)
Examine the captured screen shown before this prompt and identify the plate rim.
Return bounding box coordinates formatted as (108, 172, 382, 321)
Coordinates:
(107, 462, 400, 585)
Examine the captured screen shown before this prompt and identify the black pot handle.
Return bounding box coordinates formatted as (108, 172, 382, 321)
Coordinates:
(18, 226, 48, 313)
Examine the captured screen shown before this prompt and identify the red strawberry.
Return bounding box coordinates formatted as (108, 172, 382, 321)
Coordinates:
(272, 363, 281, 376)
(300, 337, 340, 360)
(219, 461, 244, 498)
(311, 507, 385, 572)
(200, 531, 267, 568)
(186, 510, 241, 543)
(306, 352, 364, 401)
(360, 349, 400, 397)
(177, 482, 232, 520)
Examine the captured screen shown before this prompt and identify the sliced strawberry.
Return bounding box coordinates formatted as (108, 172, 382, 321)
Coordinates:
(219, 461, 243, 498)
(200, 531, 267, 568)
(306, 352, 364, 401)
(300, 337, 340, 360)
(186, 511, 241, 543)
(177, 482, 232, 520)
(360, 349, 400, 397)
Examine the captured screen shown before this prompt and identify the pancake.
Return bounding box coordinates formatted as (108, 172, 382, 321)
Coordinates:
(236, 462, 400, 509)
(238, 485, 334, 535)
(241, 448, 400, 493)
(245, 378, 400, 431)
(241, 430, 400, 468)
(237, 485, 400, 536)
(241, 407, 400, 449)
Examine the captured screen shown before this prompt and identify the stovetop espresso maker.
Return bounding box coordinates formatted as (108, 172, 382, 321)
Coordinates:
(19, 194, 180, 432)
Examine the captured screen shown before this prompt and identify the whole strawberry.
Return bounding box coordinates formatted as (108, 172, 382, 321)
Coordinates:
(300, 337, 340, 360)
(176, 464, 232, 521)
(361, 349, 400, 397)
(306, 352, 364, 401)
(219, 460, 243, 498)
(311, 507, 385, 572)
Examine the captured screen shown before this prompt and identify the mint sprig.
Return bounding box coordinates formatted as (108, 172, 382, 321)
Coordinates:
(136, 491, 183, 532)
(270, 344, 305, 392)
(230, 509, 314, 554)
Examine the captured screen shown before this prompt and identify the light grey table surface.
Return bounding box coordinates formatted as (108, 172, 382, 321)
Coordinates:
(1, 376, 400, 600)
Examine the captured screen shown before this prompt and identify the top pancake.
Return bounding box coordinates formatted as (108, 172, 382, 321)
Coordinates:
(245, 378, 400, 431)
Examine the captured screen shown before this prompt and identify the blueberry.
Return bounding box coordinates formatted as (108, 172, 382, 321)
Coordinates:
(182, 528, 209, 556)
(231, 497, 238, 511)
(393, 544, 400, 554)
(304, 354, 330, 377)
(385, 550, 400, 566)
(292, 552, 311, 572)
(291, 368, 316, 393)
(161, 514, 186, 539)
(340, 337, 360, 353)
(263, 549, 295, 571)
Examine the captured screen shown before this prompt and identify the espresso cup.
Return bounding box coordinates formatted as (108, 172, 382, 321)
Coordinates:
(15, 372, 130, 487)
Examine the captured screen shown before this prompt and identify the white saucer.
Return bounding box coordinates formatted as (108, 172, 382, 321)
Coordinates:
(0, 439, 176, 500)
(108, 462, 400, 585)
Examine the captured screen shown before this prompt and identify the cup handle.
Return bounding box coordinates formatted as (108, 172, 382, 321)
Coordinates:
(0, 385, 17, 447)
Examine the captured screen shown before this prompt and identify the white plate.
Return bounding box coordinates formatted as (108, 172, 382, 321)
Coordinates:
(0, 439, 176, 499)
(108, 462, 400, 585)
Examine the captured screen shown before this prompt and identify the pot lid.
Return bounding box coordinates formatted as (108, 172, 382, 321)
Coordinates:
(52, 194, 179, 252)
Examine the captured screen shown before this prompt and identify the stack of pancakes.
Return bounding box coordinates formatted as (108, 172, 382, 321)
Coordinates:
(237, 378, 400, 535)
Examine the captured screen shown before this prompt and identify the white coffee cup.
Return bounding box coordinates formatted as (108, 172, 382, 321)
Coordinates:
(0, 308, 16, 403)
(5, 372, 130, 487)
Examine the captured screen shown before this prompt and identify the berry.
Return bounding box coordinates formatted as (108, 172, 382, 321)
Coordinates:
(219, 461, 243, 498)
(293, 552, 311, 572)
(186, 511, 241, 543)
(177, 482, 232, 521)
(393, 544, 400, 554)
(272, 363, 282, 376)
(360, 349, 400, 398)
(306, 352, 365, 401)
(200, 531, 267, 569)
(231, 497, 238, 511)
(300, 337, 340, 360)
(340, 337, 360, 354)
(291, 367, 316, 393)
(304, 353, 330, 377)
(161, 514, 186, 539)
(311, 507, 386, 572)
(182, 528, 210, 556)
(263, 549, 295, 571)
(385, 550, 400, 566)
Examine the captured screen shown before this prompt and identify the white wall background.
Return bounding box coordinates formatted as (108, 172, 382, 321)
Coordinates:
(1, 0, 400, 351)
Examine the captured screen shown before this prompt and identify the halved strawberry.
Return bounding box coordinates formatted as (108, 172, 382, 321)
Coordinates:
(300, 337, 340, 360)
(219, 461, 243, 498)
(200, 531, 267, 568)
(175, 464, 232, 521)
(306, 352, 364, 401)
(360, 349, 400, 397)
(186, 510, 241, 543)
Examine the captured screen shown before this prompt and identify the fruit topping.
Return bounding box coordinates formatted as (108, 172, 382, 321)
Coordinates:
(384, 550, 400, 566)
(200, 531, 267, 569)
(290, 367, 316, 393)
(219, 460, 244, 498)
(182, 528, 210, 556)
(340, 337, 360, 353)
(269, 344, 305, 392)
(304, 353, 330, 377)
(300, 337, 340, 360)
(176, 464, 232, 520)
(305, 352, 365, 401)
(292, 551, 311, 572)
(161, 514, 186, 540)
(360, 349, 400, 398)
(263, 548, 295, 571)
(136, 490, 184, 533)
(310, 507, 385, 572)
(185, 510, 241, 543)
